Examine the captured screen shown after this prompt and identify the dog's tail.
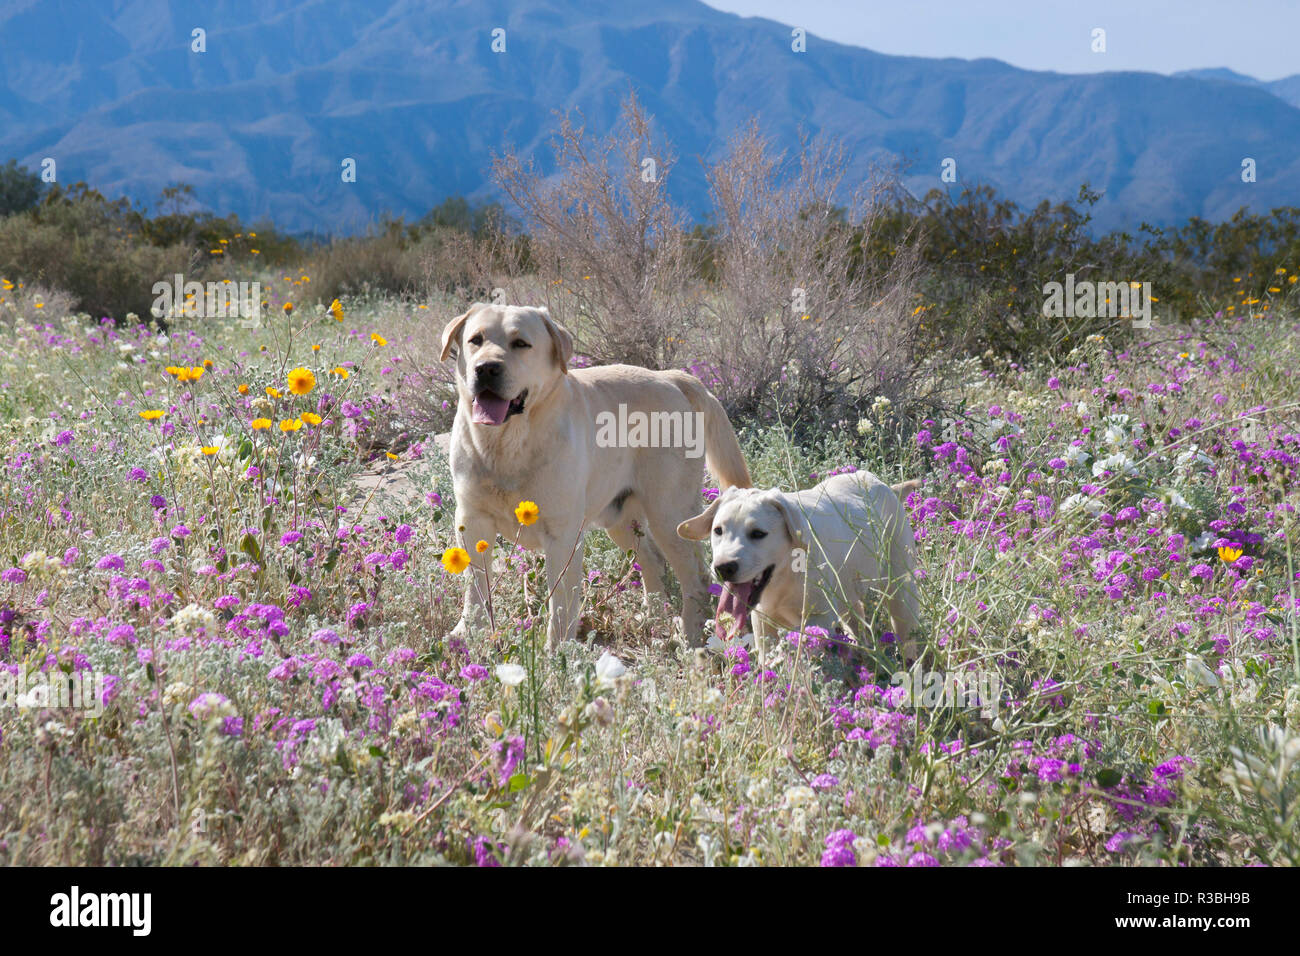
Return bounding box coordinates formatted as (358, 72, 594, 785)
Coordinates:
(668, 370, 752, 490)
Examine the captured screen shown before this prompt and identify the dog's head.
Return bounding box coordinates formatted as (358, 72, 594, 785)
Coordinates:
(440, 303, 575, 426)
(678, 486, 808, 642)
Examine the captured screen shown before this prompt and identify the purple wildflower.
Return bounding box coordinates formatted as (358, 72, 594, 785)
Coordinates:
(493, 735, 526, 785)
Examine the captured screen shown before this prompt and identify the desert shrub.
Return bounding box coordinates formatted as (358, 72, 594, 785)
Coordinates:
(691, 123, 929, 430)
(299, 220, 438, 305)
(1142, 205, 1300, 318)
(0, 280, 76, 329)
(0, 184, 193, 321)
(411, 196, 527, 302)
(419, 215, 534, 304)
(859, 185, 1300, 363)
(415, 195, 512, 238)
(0, 159, 44, 216)
(138, 184, 302, 267)
(860, 185, 1173, 361)
(492, 96, 932, 431)
(493, 92, 698, 370)
(300, 197, 528, 308)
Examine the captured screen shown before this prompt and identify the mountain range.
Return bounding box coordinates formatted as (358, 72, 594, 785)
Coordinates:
(2, 0, 1298, 235)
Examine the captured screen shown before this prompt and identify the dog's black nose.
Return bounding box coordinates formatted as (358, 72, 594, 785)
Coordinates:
(475, 360, 504, 382)
(714, 561, 739, 582)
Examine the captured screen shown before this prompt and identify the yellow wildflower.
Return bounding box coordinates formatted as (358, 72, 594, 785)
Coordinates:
(287, 367, 316, 396)
(441, 548, 471, 574)
(514, 501, 540, 526)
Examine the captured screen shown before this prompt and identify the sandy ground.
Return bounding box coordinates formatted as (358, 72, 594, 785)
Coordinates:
(344, 432, 449, 514)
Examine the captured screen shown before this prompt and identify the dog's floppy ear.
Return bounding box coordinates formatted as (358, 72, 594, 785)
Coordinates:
(534, 306, 574, 374)
(439, 303, 486, 362)
(765, 489, 809, 551)
(677, 496, 722, 541)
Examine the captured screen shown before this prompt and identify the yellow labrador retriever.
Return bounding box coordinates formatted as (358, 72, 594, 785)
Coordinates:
(678, 472, 922, 664)
(440, 303, 752, 650)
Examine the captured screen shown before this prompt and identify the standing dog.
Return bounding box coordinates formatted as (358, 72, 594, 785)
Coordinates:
(441, 303, 751, 650)
(678, 472, 923, 663)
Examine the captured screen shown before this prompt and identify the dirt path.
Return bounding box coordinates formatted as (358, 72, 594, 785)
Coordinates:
(344, 432, 450, 514)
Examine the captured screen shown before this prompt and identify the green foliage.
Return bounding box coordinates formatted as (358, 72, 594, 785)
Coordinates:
(299, 197, 527, 305)
(415, 195, 511, 239)
(0, 183, 190, 320)
(0, 159, 44, 217)
(0, 177, 307, 321)
(137, 184, 301, 266)
(854, 184, 1300, 360)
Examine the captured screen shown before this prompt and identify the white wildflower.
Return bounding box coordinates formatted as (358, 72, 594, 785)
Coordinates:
(172, 602, 217, 637)
(496, 663, 527, 686)
(594, 651, 626, 686)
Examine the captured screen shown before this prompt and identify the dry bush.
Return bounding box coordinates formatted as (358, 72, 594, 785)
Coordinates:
(0, 206, 191, 321)
(493, 91, 697, 369)
(421, 219, 536, 307)
(300, 225, 433, 305)
(487, 94, 933, 430)
(694, 122, 929, 427)
(0, 281, 77, 325)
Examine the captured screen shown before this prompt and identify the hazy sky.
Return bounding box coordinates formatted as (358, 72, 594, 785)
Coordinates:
(704, 1, 1300, 81)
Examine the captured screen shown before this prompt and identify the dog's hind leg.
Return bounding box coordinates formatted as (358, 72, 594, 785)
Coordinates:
(606, 509, 669, 612)
(885, 517, 923, 665)
(641, 505, 711, 647)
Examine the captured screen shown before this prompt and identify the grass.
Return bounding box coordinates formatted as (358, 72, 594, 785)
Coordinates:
(0, 274, 1297, 866)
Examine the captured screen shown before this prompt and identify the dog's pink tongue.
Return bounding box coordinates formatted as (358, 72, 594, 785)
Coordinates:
(715, 580, 754, 642)
(472, 393, 511, 425)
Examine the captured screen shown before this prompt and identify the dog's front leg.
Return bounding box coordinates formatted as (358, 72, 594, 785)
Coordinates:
(751, 615, 779, 670)
(543, 528, 587, 652)
(449, 509, 497, 641)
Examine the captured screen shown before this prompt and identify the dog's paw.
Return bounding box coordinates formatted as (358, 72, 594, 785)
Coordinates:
(658, 631, 688, 662)
(673, 615, 710, 650)
(704, 631, 753, 656)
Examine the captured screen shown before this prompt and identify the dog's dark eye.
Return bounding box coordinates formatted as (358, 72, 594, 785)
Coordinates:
(468, 333, 483, 346)
(713, 527, 722, 536)
(748, 529, 768, 540)
(511, 339, 531, 349)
